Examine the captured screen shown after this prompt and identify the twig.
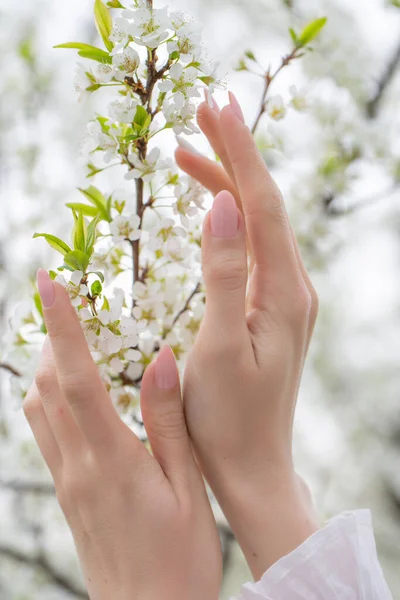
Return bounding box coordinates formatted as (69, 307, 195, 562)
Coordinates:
(324, 184, 399, 216)
(251, 47, 299, 134)
(0, 363, 21, 377)
(366, 38, 400, 119)
(162, 282, 202, 339)
(0, 479, 55, 495)
(0, 544, 88, 599)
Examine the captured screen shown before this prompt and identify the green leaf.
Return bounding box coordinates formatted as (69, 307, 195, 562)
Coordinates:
(33, 233, 72, 256)
(33, 291, 43, 319)
(78, 186, 111, 221)
(101, 296, 110, 311)
(48, 270, 57, 280)
(66, 203, 100, 218)
(107, 0, 125, 6)
(86, 214, 101, 256)
(244, 50, 256, 61)
(72, 210, 87, 253)
(91, 280, 103, 296)
(88, 270, 105, 283)
(298, 17, 327, 46)
(169, 50, 180, 60)
(54, 43, 112, 63)
(134, 105, 150, 128)
(94, 0, 114, 52)
(64, 250, 90, 273)
(289, 27, 299, 46)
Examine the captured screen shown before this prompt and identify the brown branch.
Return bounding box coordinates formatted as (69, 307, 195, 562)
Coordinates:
(251, 47, 299, 134)
(0, 544, 88, 599)
(366, 38, 400, 119)
(0, 479, 55, 495)
(0, 363, 21, 377)
(324, 184, 399, 216)
(162, 282, 202, 339)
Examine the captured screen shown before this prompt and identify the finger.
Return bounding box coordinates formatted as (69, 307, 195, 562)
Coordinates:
(219, 95, 300, 282)
(197, 101, 238, 188)
(37, 269, 122, 448)
(23, 381, 62, 478)
(140, 345, 198, 491)
(175, 146, 238, 201)
(201, 190, 249, 334)
(34, 336, 87, 455)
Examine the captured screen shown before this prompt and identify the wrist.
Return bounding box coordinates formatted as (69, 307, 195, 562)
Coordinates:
(211, 467, 320, 581)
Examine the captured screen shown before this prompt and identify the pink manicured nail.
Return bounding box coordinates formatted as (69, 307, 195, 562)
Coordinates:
(204, 88, 220, 113)
(228, 91, 245, 123)
(211, 191, 239, 238)
(154, 346, 178, 390)
(37, 269, 55, 308)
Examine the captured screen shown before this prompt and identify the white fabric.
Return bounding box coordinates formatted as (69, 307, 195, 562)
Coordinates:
(230, 510, 393, 600)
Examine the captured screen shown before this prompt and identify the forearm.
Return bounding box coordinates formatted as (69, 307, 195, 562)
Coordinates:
(213, 469, 320, 580)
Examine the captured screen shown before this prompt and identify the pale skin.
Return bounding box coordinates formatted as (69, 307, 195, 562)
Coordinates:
(24, 91, 319, 597)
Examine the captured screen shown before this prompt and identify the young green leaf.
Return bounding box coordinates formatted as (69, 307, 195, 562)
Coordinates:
(33, 233, 72, 256)
(48, 270, 58, 280)
(33, 291, 44, 319)
(134, 105, 150, 127)
(78, 186, 111, 221)
(86, 214, 101, 256)
(289, 27, 299, 47)
(298, 17, 327, 46)
(244, 50, 256, 61)
(91, 280, 103, 296)
(101, 296, 110, 311)
(107, 0, 125, 6)
(87, 270, 105, 283)
(72, 210, 87, 253)
(64, 250, 90, 273)
(66, 203, 100, 218)
(94, 0, 114, 52)
(54, 42, 112, 63)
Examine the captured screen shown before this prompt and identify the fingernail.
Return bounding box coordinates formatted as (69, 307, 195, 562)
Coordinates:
(204, 88, 220, 114)
(175, 135, 203, 157)
(228, 91, 245, 123)
(37, 269, 55, 308)
(154, 346, 179, 390)
(211, 190, 239, 238)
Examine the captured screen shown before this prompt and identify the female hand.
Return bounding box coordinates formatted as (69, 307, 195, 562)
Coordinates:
(23, 270, 222, 600)
(175, 94, 320, 579)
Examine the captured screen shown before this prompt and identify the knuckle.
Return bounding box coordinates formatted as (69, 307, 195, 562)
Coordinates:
(147, 406, 187, 441)
(34, 368, 55, 399)
(204, 255, 247, 292)
(23, 395, 42, 419)
(58, 372, 93, 405)
(290, 285, 312, 323)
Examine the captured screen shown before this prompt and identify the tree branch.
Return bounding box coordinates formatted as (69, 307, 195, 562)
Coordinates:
(0, 363, 21, 377)
(0, 544, 88, 599)
(162, 282, 202, 339)
(366, 38, 400, 119)
(0, 479, 55, 495)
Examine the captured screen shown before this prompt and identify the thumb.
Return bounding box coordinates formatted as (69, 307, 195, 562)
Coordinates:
(140, 346, 195, 488)
(202, 190, 248, 333)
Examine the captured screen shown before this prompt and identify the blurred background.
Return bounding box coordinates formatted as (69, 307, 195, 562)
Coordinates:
(0, 0, 400, 597)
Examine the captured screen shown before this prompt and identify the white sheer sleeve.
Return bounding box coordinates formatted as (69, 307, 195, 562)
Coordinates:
(230, 510, 393, 600)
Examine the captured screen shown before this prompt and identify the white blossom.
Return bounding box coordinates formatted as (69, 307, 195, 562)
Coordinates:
(74, 63, 95, 102)
(122, 6, 172, 49)
(109, 213, 141, 243)
(289, 85, 308, 111)
(266, 94, 286, 120)
(109, 16, 131, 51)
(168, 20, 202, 63)
(125, 147, 170, 181)
(94, 62, 115, 83)
(112, 46, 140, 79)
(148, 217, 187, 253)
(163, 99, 199, 135)
(55, 270, 88, 307)
(81, 120, 119, 163)
(159, 63, 201, 109)
(108, 97, 138, 123)
(173, 176, 205, 227)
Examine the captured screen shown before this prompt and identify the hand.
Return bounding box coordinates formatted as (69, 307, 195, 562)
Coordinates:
(175, 93, 320, 579)
(23, 270, 222, 600)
